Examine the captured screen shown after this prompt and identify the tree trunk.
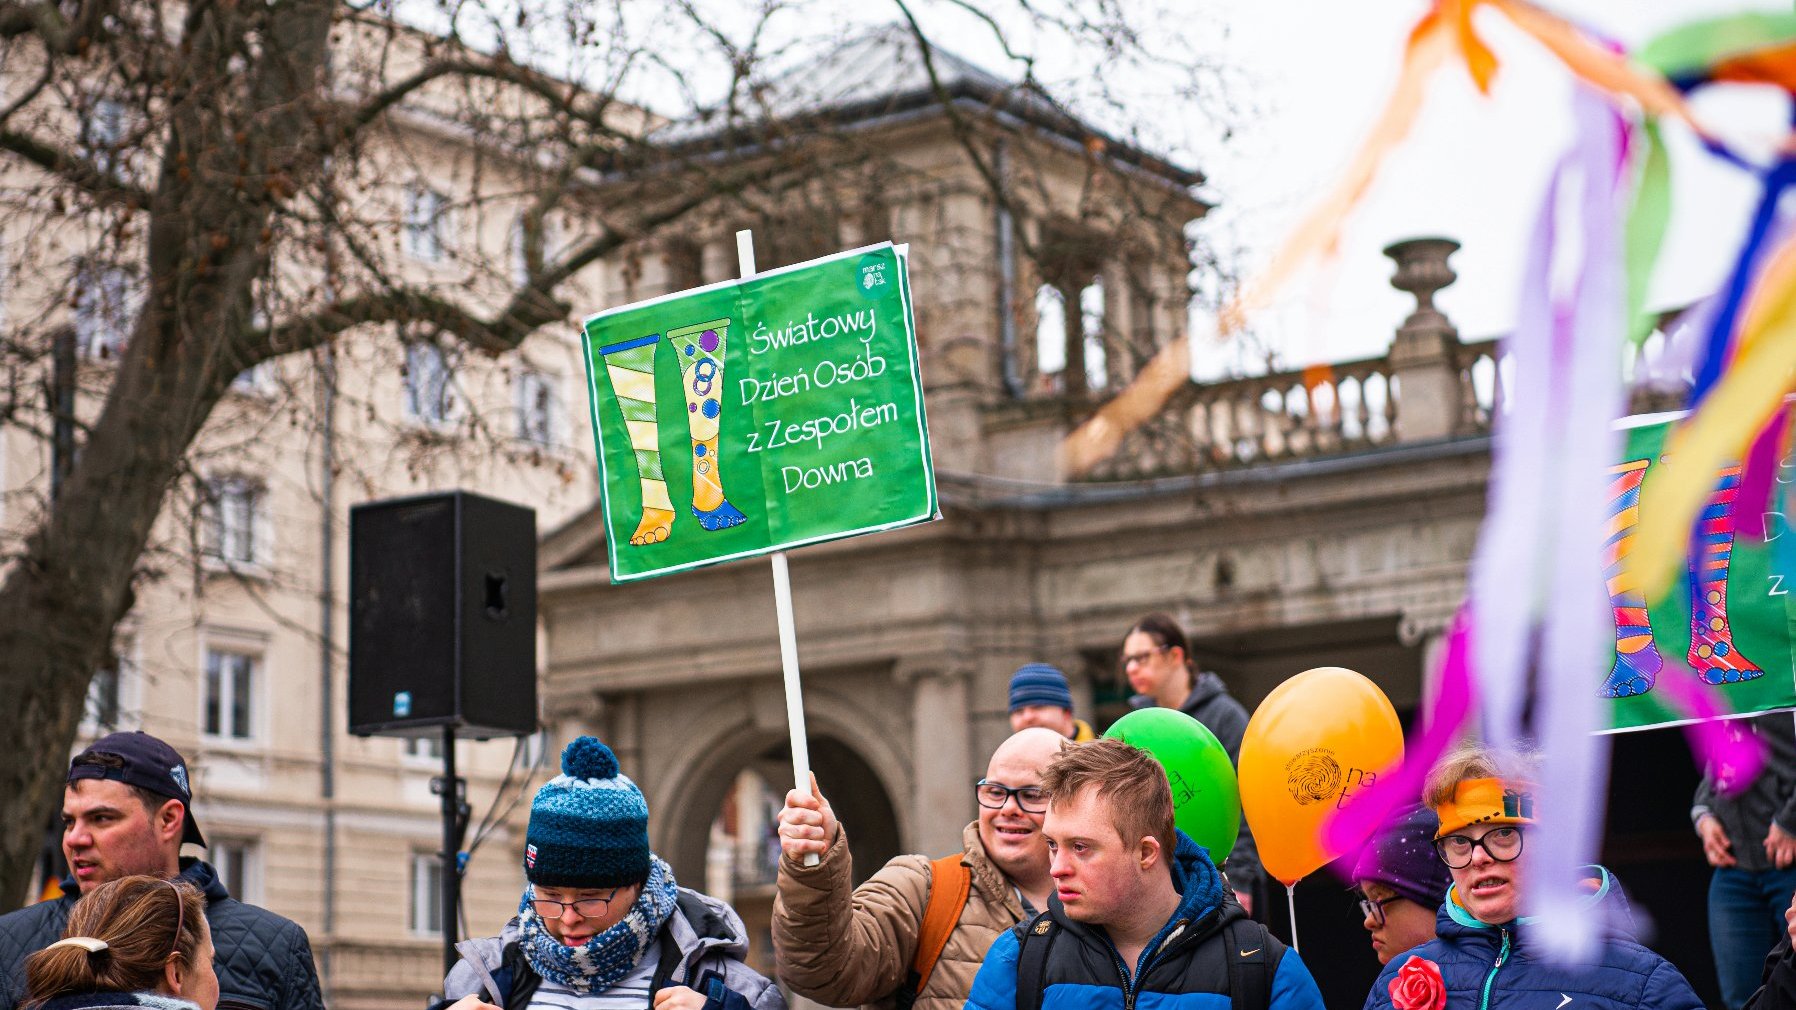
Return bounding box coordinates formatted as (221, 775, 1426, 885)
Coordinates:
(0, 0, 332, 910)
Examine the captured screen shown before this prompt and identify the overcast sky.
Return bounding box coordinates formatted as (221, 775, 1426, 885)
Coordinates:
(1189, 0, 1787, 374)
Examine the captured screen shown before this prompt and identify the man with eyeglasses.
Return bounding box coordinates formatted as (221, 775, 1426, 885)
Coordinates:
(772, 727, 1063, 1010)
(1362, 745, 1701, 1010)
(1348, 806, 1451, 965)
(1120, 613, 1262, 915)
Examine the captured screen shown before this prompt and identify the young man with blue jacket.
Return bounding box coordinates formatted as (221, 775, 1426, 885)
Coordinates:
(963, 737, 1324, 1010)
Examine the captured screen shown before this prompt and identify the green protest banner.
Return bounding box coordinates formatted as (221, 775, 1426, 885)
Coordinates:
(580, 242, 937, 583)
(1605, 413, 1796, 730)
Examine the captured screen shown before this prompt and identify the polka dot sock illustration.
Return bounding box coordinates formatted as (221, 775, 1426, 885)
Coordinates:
(666, 319, 748, 531)
(598, 334, 676, 545)
(1687, 464, 1763, 685)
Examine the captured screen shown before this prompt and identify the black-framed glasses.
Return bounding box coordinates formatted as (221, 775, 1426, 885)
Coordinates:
(975, 779, 1048, 813)
(1358, 893, 1403, 926)
(1434, 826, 1525, 869)
(1121, 644, 1168, 668)
(530, 889, 622, 919)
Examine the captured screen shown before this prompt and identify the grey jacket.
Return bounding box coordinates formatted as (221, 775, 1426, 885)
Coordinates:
(1692, 712, 1796, 872)
(444, 888, 784, 1010)
(1133, 672, 1264, 896)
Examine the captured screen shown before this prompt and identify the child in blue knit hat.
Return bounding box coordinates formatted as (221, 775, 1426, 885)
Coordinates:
(440, 737, 785, 1010)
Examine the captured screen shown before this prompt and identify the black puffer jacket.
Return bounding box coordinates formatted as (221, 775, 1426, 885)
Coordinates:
(0, 860, 322, 1010)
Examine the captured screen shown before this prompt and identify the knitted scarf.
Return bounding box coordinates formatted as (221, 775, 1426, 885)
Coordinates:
(517, 855, 679, 993)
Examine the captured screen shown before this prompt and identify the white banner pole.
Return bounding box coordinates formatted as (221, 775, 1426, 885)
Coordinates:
(737, 229, 819, 867)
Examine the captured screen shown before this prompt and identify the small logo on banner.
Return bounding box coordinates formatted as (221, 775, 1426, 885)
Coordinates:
(525, 844, 537, 869)
(394, 691, 412, 717)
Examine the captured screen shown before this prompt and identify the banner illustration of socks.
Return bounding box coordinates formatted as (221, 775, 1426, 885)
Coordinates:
(1689, 464, 1763, 685)
(1602, 458, 1664, 698)
(598, 333, 677, 545)
(666, 319, 748, 532)
(1601, 456, 1765, 699)
(597, 320, 750, 546)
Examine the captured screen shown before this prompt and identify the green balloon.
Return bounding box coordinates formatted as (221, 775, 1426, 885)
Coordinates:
(1104, 708, 1240, 861)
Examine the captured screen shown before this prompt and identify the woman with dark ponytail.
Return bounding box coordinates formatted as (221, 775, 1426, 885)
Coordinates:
(23, 875, 216, 1010)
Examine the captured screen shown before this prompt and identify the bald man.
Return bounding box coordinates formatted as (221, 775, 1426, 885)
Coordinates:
(772, 728, 1065, 1010)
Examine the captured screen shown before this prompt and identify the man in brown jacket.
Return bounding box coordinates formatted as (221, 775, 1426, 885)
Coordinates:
(772, 727, 1064, 1010)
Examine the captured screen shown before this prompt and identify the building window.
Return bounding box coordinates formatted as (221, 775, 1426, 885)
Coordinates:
(203, 648, 258, 741)
(510, 213, 559, 288)
(403, 185, 451, 263)
(404, 735, 443, 761)
(80, 98, 128, 173)
(515, 370, 559, 446)
(201, 477, 267, 568)
(74, 264, 136, 359)
(404, 342, 458, 427)
(211, 838, 260, 902)
(410, 852, 444, 936)
(85, 667, 119, 730)
(1080, 277, 1108, 392)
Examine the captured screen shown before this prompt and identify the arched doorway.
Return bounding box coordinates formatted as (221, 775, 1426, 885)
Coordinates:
(660, 730, 902, 975)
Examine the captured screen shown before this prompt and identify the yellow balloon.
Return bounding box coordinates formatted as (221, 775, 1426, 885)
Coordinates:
(1238, 666, 1404, 886)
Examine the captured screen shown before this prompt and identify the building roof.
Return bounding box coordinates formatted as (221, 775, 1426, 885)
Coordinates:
(648, 24, 1205, 190)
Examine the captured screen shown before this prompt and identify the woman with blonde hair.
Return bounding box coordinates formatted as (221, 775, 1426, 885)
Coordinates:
(1362, 744, 1701, 1010)
(23, 874, 216, 1010)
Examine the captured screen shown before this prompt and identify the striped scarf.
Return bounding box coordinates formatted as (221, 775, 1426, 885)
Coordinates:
(517, 856, 679, 994)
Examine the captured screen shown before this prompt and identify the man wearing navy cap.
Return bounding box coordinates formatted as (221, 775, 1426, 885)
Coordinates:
(1006, 664, 1095, 741)
(0, 731, 323, 1010)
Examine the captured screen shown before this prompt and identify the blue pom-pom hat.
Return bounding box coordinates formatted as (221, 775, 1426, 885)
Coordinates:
(524, 736, 651, 888)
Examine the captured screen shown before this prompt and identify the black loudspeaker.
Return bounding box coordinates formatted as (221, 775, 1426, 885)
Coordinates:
(348, 491, 537, 738)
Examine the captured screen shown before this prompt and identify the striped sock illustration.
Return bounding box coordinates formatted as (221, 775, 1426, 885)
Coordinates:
(1601, 458, 1664, 698)
(1688, 464, 1764, 685)
(598, 334, 676, 546)
(667, 319, 747, 531)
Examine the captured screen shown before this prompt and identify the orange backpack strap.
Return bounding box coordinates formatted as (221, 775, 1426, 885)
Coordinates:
(905, 853, 972, 1004)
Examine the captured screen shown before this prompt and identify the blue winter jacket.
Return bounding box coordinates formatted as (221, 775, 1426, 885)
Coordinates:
(963, 833, 1324, 1010)
(1361, 867, 1701, 1010)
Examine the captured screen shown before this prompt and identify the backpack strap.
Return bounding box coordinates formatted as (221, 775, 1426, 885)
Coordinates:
(894, 853, 972, 1010)
(646, 922, 685, 996)
(1223, 918, 1280, 1010)
(1013, 911, 1057, 1010)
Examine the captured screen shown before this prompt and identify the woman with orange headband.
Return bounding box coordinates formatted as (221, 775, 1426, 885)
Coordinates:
(1362, 744, 1702, 1010)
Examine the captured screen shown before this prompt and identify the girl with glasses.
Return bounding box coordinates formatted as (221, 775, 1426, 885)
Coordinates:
(1363, 745, 1701, 1010)
(1349, 806, 1452, 966)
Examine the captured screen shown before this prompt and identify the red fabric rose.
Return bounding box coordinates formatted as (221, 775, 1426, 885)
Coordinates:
(1389, 955, 1447, 1010)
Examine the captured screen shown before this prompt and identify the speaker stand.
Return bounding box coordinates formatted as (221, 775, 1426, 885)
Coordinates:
(431, 726, 470, 977)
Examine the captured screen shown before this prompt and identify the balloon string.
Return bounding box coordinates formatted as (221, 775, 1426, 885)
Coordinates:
(1286, 883, 1300, 952)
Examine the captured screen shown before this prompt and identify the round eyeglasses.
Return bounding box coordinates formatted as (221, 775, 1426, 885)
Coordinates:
(530, 889, 622, 919)
(1433, 826, 1524, 869)
(975, 779, 1048, 813)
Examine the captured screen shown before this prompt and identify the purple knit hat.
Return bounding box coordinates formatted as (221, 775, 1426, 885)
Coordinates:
(1351, 804, 1453, 910)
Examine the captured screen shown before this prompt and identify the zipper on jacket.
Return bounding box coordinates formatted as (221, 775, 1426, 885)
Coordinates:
(1109, 916, 1190, 1010)
(1478, 929, 1512, 1010)
(1107, 941, 1136, 1010)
